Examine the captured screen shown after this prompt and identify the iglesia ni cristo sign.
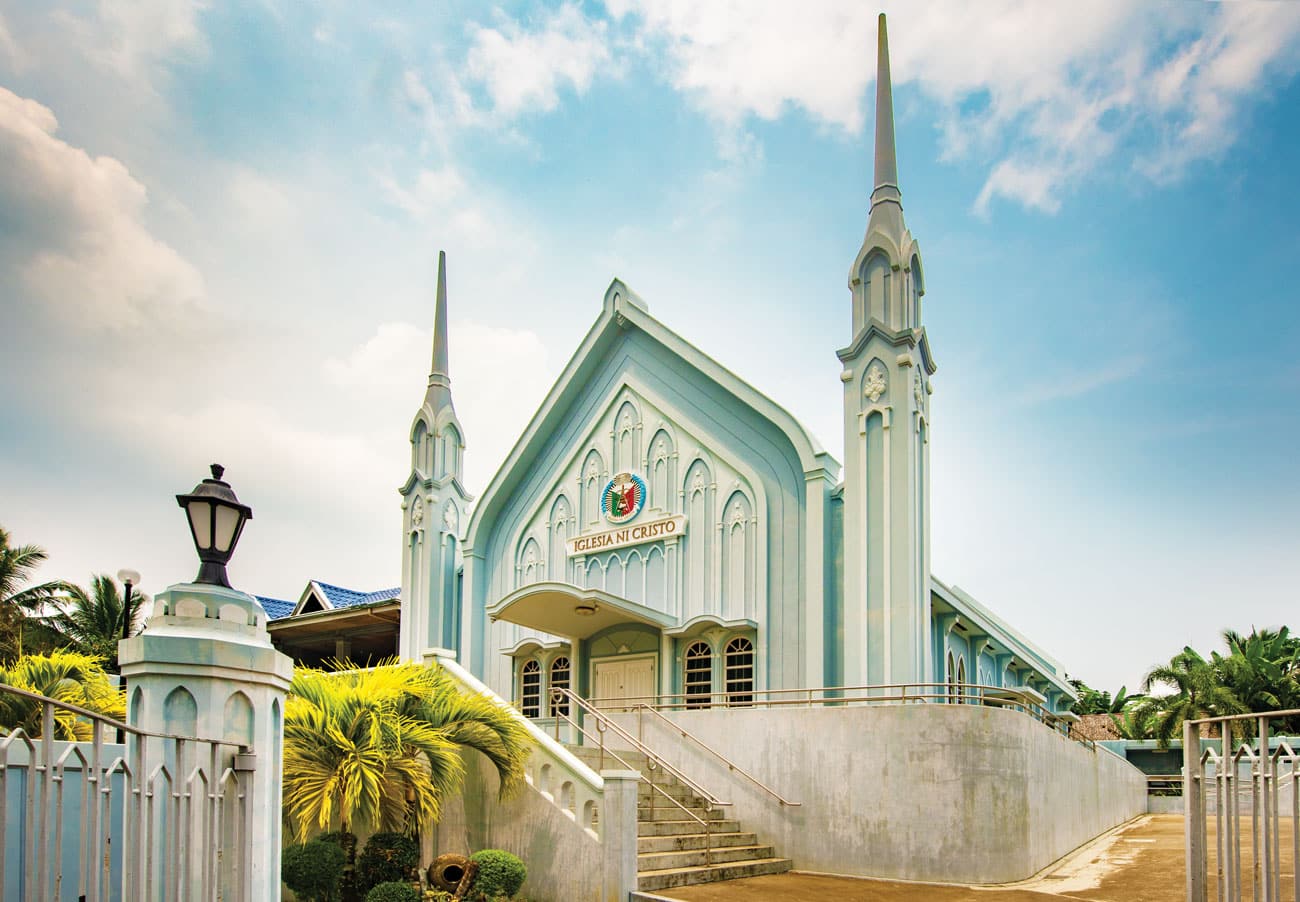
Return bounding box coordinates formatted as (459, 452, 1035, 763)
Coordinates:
(566, 471, 686, 555)
(565, 514, 687, 556)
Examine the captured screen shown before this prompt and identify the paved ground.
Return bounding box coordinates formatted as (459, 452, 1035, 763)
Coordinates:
(651, 815, 1188, 902)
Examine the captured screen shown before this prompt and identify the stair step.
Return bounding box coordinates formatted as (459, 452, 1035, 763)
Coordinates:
(565, 746, 649, 767)
(637, 857, 793, 892)
(638, 832, 758, 854)
(637, 782, 700, 802)
(637, 845, 775, 872)
(637, 819, 741, 837)
(638, 806, 726, 822)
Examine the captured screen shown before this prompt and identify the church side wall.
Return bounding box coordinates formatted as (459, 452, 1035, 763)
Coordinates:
(613, 704, 1145, 884)
(434, 752, 606, 902)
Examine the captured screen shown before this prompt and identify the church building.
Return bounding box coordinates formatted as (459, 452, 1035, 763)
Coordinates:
(396, 16, 1077, 725)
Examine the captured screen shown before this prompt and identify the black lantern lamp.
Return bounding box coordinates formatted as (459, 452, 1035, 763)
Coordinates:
(176, 464, 253, 588)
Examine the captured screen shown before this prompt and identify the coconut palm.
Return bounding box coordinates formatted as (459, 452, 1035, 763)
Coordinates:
(0, 650, 126, 740)
(1140, 646, 1249, 747)
(47, 574, 145, 670)
(0, 527, 68, 660)
(281, 659, 531, 844)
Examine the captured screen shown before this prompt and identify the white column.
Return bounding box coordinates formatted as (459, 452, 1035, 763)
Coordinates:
(119, 581, 293, 902)
(600, 770, 640, 902)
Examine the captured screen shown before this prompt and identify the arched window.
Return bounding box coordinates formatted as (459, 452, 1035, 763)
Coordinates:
(957, 656, 967, 704)
(521, 660, 541, 718)
(724, 637, 754, 707)
(684, 641, 712, 709)
(549, 657, 571, 717)
(946, 651, 956, 704)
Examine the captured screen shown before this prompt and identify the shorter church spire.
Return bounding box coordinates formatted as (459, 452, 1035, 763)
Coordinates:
(429, 250, 450, 390)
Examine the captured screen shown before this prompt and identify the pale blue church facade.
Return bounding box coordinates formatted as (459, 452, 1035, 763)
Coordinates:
(397, 23, 1077, 724)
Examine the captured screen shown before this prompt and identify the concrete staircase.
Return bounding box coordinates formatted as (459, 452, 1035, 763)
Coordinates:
(566, 745, 792, 892)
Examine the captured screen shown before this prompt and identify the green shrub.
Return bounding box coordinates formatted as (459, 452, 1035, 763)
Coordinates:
(469, 850, 526, 898)
(356, 831, 419, 892)
(282, 839, 347, 902)
(365, 882, 419, 902)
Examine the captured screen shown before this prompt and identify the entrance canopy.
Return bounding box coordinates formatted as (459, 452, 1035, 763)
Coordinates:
(487, 581, 675, 640)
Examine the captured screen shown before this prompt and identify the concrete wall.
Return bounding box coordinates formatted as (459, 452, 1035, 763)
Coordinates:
(436, 751, 617, 902)
(613, 703, 1146, 884)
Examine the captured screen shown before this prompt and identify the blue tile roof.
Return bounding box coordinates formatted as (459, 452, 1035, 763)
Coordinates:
(312, 582, 397, 610)
(254, 595, 296, 621)
(313, 581, 401, 610)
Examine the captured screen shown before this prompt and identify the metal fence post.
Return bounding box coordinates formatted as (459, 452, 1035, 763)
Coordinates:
(1185, 718, 1206, 902)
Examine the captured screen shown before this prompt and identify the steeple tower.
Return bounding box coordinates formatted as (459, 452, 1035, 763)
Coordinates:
(837, 13, 936, 688)
(399, 250, 471, 662)
(426, 250, 453, 407)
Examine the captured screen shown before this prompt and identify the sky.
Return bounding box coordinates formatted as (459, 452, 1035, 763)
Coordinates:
(1, 0, 1298, 694)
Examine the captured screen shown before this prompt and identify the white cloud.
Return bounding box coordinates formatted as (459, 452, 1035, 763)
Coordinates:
(610, 0, 1300, 214)
(57, 0, 209, 87)
(461, 4, 612, 119)
(0, 11, 29, 72)
(325, 319, 554, 494)
(0, 87, 205, 329)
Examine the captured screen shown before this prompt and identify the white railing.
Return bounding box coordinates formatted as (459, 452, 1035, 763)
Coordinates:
(586, 681, 1075, 734)
(0, 682, 253, 902)
(426, 651, 606, 836)
(1184, 710, 1300, 902)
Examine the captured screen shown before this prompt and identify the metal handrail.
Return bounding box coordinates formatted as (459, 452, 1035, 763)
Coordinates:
(592, 681, 1058, 725)
(0, 681, 248, 747)
(633, 703, 801, 808)
(551, 688, 729, 810)
(548, 688, 719, 866)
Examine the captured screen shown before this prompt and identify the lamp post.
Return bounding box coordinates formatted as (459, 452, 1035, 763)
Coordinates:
(115, 568, 141, 743)
(176, 463, 253, 588)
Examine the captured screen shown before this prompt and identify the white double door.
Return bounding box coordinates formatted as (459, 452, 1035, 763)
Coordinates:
(592, 656, 656, 709)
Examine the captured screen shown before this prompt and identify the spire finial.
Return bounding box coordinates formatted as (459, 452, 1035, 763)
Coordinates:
(430, 250, 450, 386)
(871, 13, 901, 208)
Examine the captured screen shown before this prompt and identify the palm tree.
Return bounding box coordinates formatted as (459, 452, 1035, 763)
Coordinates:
(1214, 627, 1300, 734)
(0, 527, 68, 660)
(47, 574, 145, 670)
(281, 659, 532, 844)
(0, 650, 126, 740)
(1140, 646, 1249, 747)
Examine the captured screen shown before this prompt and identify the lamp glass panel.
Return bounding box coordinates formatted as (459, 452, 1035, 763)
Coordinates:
(187, 500, 213, 549)
(213, 504, 241, 553)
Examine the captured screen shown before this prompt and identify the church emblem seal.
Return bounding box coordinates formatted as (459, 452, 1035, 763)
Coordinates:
(601, 472, 646, 524)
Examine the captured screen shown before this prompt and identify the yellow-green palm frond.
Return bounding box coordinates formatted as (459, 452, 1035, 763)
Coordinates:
(282, 658, 531, 840)
(0, 650, 125, 740)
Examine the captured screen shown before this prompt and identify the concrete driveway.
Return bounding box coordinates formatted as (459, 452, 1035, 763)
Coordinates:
(646, 814, 1187, 902)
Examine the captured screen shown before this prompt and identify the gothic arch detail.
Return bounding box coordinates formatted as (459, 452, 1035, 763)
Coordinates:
(646, 428, 675, 513)
(720, 491, 755, 621)
(580, 449, 606, 527)
(612, 399, 641, 473)
(682, 458, 713, 619)
(518, 536, 543, 587)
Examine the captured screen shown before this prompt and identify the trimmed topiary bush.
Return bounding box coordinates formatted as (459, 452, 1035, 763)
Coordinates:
(364, 881, 419, 902)
(469, 850, 526, 898)
(282, 839, 347, 902)
(357, 832, 420, 893)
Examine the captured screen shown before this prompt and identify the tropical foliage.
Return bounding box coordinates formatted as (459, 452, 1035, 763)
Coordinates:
(0, 650, 126, 739)
(1069, 681, 1141, 715)
(282, 659, 532, 843)
(46, 574, 145, 669)
(1079, 626, 1300, 747)
(0, 527, 67, 659)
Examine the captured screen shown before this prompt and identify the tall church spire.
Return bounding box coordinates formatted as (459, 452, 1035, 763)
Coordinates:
(428, 250, 451, 393)
(837, 13, 934, 690)
(863, 13, 904, 244)
(871, 13, 900, 211)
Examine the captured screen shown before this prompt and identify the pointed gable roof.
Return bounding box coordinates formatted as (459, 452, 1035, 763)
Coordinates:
(464, 279, 838, 550)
